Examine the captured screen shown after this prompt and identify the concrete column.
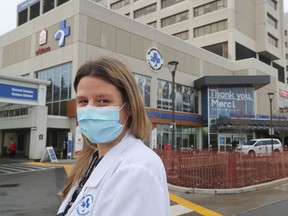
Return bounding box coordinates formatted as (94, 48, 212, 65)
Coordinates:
(29, 106, 48, 160)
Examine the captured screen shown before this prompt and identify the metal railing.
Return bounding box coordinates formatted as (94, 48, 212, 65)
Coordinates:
(155, 150, 288, 189)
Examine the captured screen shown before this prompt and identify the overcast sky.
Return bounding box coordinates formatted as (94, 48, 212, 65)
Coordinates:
(1, 0, 288, 36)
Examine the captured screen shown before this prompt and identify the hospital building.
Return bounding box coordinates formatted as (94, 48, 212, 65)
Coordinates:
(0, 0, 287, 159)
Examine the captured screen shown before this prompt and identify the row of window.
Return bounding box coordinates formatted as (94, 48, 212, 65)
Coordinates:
(111, 0, 130, 10)
(18, 0, 70, 26)
(156, 124, 197, 150)
(194, 0, 227, 17)
(194, 19, 227, 38)
(161, 10, 189, 27)
(173, 30, 189, 40)
(0, 108, 29, 118)
(268, 33, 278, 47)
(267, 0, 278, 10)
(37, 62, 72, 116)
(134, 3, 157, 19)
(267, 13, 278, 29)
(112, 0, 227, 24)
(33, 61, 199, 116)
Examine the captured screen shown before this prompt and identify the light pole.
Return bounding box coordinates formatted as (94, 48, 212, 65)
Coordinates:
(168, 60, 178, 150)
(268, 92, 274, 153)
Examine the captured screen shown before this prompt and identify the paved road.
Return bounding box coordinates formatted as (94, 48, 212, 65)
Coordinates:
(0, 167, 65, 216)
(0, 162, 54, 175)
(171, 181, 288, 216)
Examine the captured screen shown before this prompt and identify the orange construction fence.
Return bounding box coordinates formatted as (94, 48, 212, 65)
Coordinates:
(155, 150, 288, 189)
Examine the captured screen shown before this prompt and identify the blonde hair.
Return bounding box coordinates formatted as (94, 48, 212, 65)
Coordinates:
(60, 56, 151, 198)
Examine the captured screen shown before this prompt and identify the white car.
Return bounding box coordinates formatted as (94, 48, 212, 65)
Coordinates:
(235, 138, 282, 156)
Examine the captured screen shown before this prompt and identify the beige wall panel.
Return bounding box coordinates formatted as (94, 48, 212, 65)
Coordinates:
(130, 33, 144, 60)
(175, 50, 185, 72)
(184, 55, 200, 77)
(87, 17, 101, 47)
(142, 38, 153, 56)
(75, 14, 84, 43)
(203, 61, 231, 76)
(100, 23, 116, 51)
(163, 46, 176, 67)
(116, 28, 130, 56)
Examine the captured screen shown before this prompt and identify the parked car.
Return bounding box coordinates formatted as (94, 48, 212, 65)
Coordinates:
(235, 138, 282, 156)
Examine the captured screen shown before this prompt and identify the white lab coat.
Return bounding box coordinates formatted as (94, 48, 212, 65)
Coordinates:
(57, 131, 170, 216)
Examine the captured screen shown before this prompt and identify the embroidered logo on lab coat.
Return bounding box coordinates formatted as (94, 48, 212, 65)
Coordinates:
(76, 194, 94, 216)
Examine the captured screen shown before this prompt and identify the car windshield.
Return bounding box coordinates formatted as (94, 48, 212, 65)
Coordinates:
(243, 140, 257, 146)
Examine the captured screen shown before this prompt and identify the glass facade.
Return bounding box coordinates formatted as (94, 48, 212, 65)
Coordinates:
(157, 79, 197, 113)
(134, 73, 151, 107)
(156, 124, 197, 150)
(36, 62, 72, 116)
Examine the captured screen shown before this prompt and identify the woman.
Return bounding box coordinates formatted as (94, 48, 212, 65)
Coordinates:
(57, 57, 170, 216)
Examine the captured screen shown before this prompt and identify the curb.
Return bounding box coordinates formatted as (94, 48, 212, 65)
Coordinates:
(168, 177, 288, 195)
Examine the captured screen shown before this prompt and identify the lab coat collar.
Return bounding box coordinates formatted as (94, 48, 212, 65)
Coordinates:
(85, 130, 134, 188)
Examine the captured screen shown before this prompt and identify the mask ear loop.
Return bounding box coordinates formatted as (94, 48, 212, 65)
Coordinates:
(119, 102, 130, 126)
(119, 102, 126, 111)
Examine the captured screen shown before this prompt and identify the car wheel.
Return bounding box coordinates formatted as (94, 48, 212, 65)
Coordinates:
(248, 151, 255, 157)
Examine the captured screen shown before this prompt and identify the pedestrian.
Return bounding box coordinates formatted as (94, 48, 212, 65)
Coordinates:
(57, 57, 170, 216)
(8, 140, 16, 158)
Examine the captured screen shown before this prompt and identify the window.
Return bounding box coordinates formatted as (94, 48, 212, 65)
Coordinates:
(194, 0, 227, 17)
(161, 0, 185, 9)
(235, 42, 256, 60)
(202, 42, 229, 59)
(134, 74, 151, 107)
(43, 0, 55, 13)
(161, 11, 189, 27)
(36, 62, 72, 116)
(267, 0, 277, 10)
(157, 79, 197, 113)
(57, 0, 70, 6)
(194, 19, 227, 38)
(268, 33, 278, 47)
(173, 30, 189, 40)
(156, 124, 197, 150)
(30, 2, 40, 20)
(267, 13, 277, 29)
(18, 9, 28, 26)
(134, 3, 157, 18)
(147, 21, 157, 28)
(111, 0, 130, 10)
(285, 30, 287, 36)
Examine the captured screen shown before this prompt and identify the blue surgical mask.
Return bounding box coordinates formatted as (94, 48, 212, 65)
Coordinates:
(77, 103, 127, 144)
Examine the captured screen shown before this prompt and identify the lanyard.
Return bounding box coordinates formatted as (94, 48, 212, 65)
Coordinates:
(58, 151, 102, 216)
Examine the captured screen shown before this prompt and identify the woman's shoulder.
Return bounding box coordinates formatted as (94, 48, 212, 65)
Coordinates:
(123, 137, 164, 167)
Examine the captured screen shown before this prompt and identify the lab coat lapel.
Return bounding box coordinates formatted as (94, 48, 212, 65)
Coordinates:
(85, 131, 133, 188)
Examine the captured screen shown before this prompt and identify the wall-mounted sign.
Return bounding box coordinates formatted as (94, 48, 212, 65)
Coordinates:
(146, 47, 163, 72)
(36, 47, 51, 55)
(54, 20, 70, 47)
(39, 30, 48, 45)
(0, 83, 38, 101)
(67, 132, 73, 158)
(209, 87, 254, 118)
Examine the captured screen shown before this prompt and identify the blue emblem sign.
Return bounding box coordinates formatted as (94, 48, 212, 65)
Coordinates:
(54, 20, 70, 47)
(76, 194, 94, 216)
(146, 47, 163, 72)
(0, 83, 38, 101)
